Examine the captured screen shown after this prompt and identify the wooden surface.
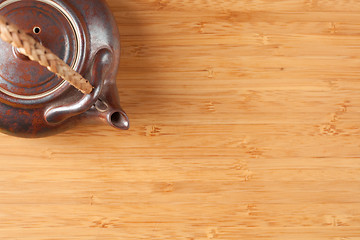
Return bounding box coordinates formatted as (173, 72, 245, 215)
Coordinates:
(1, 0, 360, 239)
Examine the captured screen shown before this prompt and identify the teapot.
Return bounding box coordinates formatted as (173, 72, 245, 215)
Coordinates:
(0, 0, 129, 137)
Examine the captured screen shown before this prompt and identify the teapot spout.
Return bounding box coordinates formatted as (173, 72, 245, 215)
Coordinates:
(108, 109, 129, 130)
(93, 78, 129, 130)
(94, 99, 129, 130)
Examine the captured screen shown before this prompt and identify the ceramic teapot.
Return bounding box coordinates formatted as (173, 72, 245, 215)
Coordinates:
(0, 0, 129, 138)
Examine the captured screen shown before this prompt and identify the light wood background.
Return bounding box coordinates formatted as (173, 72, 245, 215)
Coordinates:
(0, 0, 360, 239)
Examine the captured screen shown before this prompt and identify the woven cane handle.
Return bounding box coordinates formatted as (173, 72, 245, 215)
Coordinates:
(0, 17, 93, 94)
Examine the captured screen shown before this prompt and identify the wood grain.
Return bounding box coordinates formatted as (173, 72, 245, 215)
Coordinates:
(0, 0, 360, 239)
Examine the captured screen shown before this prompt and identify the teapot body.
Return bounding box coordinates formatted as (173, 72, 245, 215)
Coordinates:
(0, 0, 128, 137)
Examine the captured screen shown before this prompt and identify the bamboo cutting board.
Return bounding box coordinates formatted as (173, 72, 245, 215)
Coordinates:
(0, 0, 360, 239)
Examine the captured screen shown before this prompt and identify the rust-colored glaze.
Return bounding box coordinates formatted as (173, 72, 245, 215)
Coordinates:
(0, 0, 128, 137)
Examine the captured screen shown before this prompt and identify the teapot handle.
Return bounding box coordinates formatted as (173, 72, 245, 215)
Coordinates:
(44, 49, 111, 125)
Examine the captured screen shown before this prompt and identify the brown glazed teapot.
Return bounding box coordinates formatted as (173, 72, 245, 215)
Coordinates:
(0, 0, 129, 138)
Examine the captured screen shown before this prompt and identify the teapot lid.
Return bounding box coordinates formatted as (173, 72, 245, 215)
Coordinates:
(0, 0, 86, 102)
